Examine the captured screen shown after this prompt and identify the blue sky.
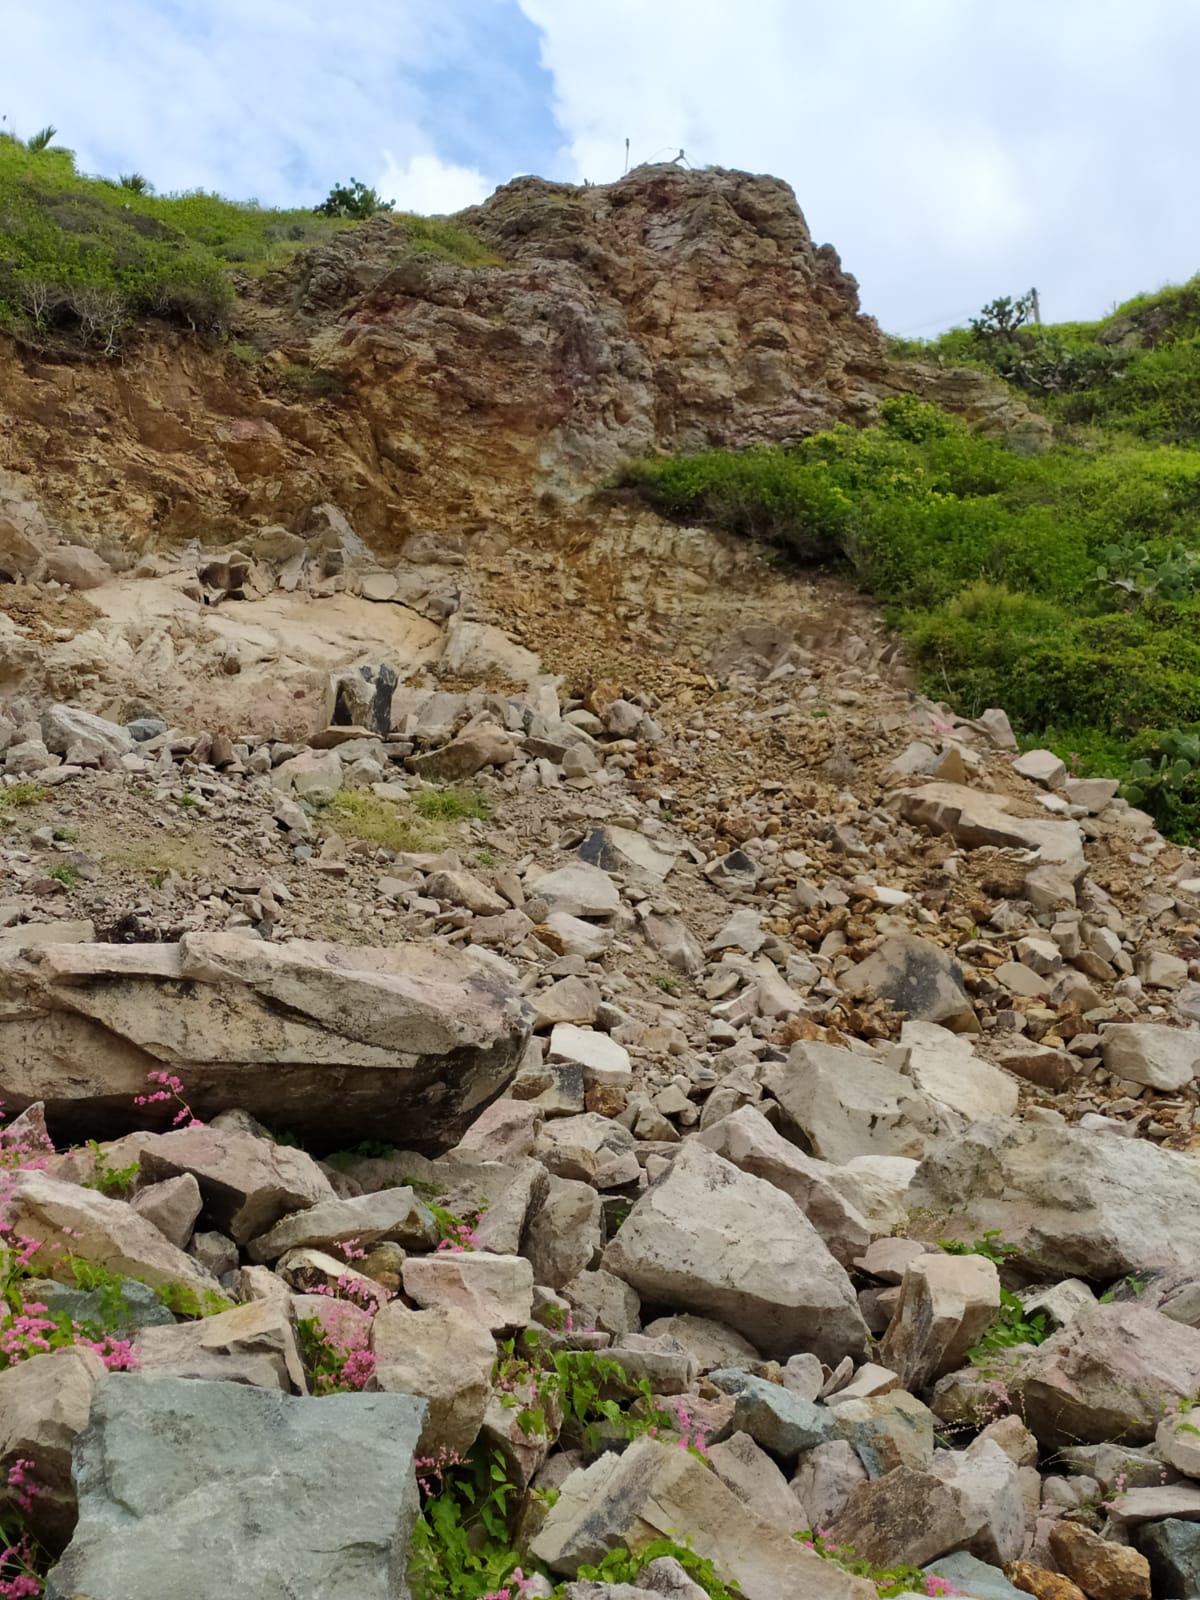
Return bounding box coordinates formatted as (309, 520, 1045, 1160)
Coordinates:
(5, 0, 1199, 333)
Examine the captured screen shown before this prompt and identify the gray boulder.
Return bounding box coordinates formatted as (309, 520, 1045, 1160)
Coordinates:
(840, 934, 979, 1034)
(45, 1376, 425, 1600)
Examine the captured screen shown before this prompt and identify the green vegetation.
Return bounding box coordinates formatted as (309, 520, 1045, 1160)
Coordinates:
(0, 128, 497, 352)
(82, 1139, 140, 1199)
(321, 789, 447, 853)
(625, 340, 1200, 838)
(796, 1530, 958, 1597)
(412, 785, 491, 823)
(940, 1233, 1050, 1360)
(0, 783, 49, 812)
(568, 1541, 741, 1598)
(315, 177, 394, 219)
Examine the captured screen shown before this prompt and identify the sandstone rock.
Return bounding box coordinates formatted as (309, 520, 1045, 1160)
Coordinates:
(699, 1106, 872, 1265)
(43, 546, 113, 590)
(1047, 1522, 1150, 1600)
(536, 1112, 640, 1187)
(0, 1346, 105, 1544)
(707, 1432, 805, 1531)
(270, 747, 343, 801)
(246, 1186, 435, 1263)
(522, 1175, 602, 1289)
(426, 868, 508, 916)
(6, 1170, 219, 1295)
(450, 1099, 543, 1161)
(129, 1173, 202, 1249)
(134, 1301, 307, 1391)
(42, 705, 133, 758)
(1018, 1303, 1200, 1448)
(642, 914, 705, 974)
(371, 1302, 495, 1457)
(1156, 1408, 1200, 1475)
(408, 723, 515, 780)
(1101, 1023, 1200, 1092)
(891, 1022, 1019, 1122)
(402, 1251, 533, 1330)
(1004, 1561, 1086, 1600)
(561, 1267, 642, 1337)
(0, 934, 531, 1150)
(791, 1438, 867, 1528)
(44, 1376, 425, 1600)
(134, 1125, 334, 1243)
(642, 1313, 760, 1372)
(765, 1041, 948, 1164)
(532, 1434, 876, 1599)
(527, 863, 621, 919)
(547, 1023, 632, 1083)
(832, 1438, 1023, 1569)
(841, 934, 979, 1033)
(880, 1252, 1001, 1390)
(1013, 750, 1066, 789)
(603, 1142, 868, 1364)
(907, 1117, 1200, 1278)
(900, 783, 1084, 868)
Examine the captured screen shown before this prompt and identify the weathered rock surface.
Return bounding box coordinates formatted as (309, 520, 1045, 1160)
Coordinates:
(0, 1346, 106, 1544)
(370, 1302, 495, 1456)
(880, 1252, 1001, 1390)
(133, 1301, 307, 1392)
(908, 1117, 1200, 1277)
(0, 934, 532, 1148)
(766, 1041, 948, 1164)
(44, 1376, 425, 1600)
(603, 1142, 868, 1363)
(246, 1186, 435, 1263)
(532, 1434, 876, 1599)
(841, 935, 979, 1033)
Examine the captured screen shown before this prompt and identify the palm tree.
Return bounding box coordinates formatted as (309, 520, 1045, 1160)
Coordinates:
(26, 124, 58, 153)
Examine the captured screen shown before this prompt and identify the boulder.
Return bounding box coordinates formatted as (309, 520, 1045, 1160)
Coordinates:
(879, 1252, 1001, 1390)
(708, 1369, 835, 1457)
(129, 1174, 202, 1249)
(0, 1346, 105, 1544)
(522, 1175, 602, 1289)
(707, 1432, 805, 1532)
(1101, 1024, 1200, 1092)
(402, 1251, 534, 1331)
(44, 1376, 425, 1600)
(1047, 1522, 1150, 1600)
(900, 783, 1084, 868)
(791, 1438, 867, 1528)
(246, 1187, 435, 1263)
(531, 1434, 877, 1599)
(1135, 1519, 1200, 1598)
(1018, 1304, 1200, 1448)
(831, 1438, 1023, 1568)
(133, 1301, 307, 1391)
(270, 748, 343, 801)
(925, 1553, 1025, 1598)
(41, 705, 133, 758)
(43, 546, 113, 590)
(135, 1125, 334, 1243)
(526, 863, 621, 919)
(0, 933, 532, 1149)
(5, 1170, 219, 1295)
(561, 1268, 641, 1337)
(603, 1142, 868, 1364)
(536, 1113, 640, 1188)
(407, 723, 515, 780)
(765, 1041, 949, 1164)
(642, 1314, 760, 1372)
(371, 1302, 495, 1457)
(830, 1390, 936, 1478)
(907, 1117, 1200, 1279)
(840, 935, 979, 1034)
(699, 1106, 872, 1265)
(890, 1022, 1019, 1122)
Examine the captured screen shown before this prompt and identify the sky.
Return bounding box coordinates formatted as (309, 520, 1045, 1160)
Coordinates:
(4, 0, 1198, 334)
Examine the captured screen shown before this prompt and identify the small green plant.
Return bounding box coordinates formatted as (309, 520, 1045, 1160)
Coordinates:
(322, 789, 444, 852)
(314, 178, 395, 219)
(51, 824, 77, 842)
(47, 863, 77, 887)
(175, 788, 199, 810)
(796, 1530, 958, 1596)
(493, 1329, 672, 1453)
(474, 848, 497, 867)
(0, 783, 48, 812)
(25, 124, 59, 153)
(653, 972, 683, 996)
(1099, 1274, 1147, 1303)
(153, 1282, 234, 1320)
(407, 1444, 529, 1600)
(82, 1139, 140, 1199)
(118, 172, 152, 193)
(411, 786, 490, 823)
(569, 1539, 742, 1598)
(939, 1229, 1020, 1266)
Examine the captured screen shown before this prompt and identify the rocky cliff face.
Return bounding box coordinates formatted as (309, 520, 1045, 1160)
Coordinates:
(0, 164, 884, 555)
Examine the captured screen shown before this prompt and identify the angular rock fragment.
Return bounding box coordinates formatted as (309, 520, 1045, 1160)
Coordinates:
(371, 1303, 495, 1457)
(246, 1186, 435, 1263)
(765, 1041, 949, 1164)
(880, 1252, 1001, 1390)
(841, 934, 979, 1034)
(603, 1143, 868, 1364)
(44, 1376, 425, 1600)
(0, 1346, 106, 1545)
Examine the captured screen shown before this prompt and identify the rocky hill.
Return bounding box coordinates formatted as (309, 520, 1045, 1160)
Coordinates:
(0, 161, 1198, 1600)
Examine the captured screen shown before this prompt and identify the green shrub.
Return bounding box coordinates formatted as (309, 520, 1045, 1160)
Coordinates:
(314, 178, 394, 219)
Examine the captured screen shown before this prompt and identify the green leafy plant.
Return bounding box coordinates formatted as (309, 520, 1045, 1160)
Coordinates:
(939, 1230, 1020, 1266)
(568, 1539, 742, 1598)
(407, 1444, 529, 1600)
(795, 1530, 958, 1597)
(82, 1139, 140, 1199)
(152, 1282, 234, 1320)
(47, 863, 77, 887)
(0, 783, 49, 812)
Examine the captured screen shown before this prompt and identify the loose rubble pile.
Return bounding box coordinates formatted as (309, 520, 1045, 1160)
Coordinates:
(4, 218, 1200, 1593)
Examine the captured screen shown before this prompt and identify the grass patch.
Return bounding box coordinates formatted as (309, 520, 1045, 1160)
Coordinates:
(0, 782, 49, 811)
(0, 132, 497, 353)
(322, 790, 445, 853)
(411, 786, 490, 823)
(625, 385, 1200, 839)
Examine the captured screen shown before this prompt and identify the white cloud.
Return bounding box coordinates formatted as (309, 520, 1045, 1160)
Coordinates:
(377, 152, 491, 214)
(519, 0, 1200, 330)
